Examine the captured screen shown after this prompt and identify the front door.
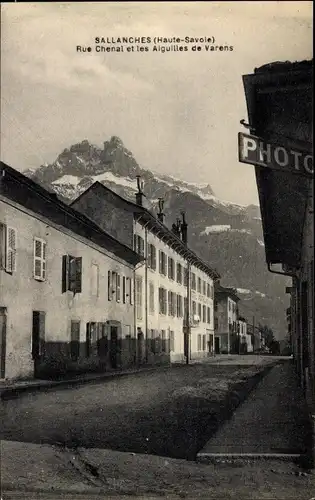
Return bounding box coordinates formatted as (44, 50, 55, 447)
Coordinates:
(215, 336, 220, 354)
(32, 311, 46, 378)
(0, 308, 7, 379)
(110, 326, 118, 369)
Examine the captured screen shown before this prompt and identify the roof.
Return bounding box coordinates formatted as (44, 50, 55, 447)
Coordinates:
(242, 60, 313, 270)
(0, 163, 143, 266)
(72, 181, 221, 280)
(215, 284, 240, 302)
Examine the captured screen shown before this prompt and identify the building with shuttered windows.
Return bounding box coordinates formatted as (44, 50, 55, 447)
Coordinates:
(72, 177, 220, 363)
(0, 163, 142, 380)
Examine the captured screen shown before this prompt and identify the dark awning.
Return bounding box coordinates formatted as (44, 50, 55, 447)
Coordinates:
(242, 61, 313, 271)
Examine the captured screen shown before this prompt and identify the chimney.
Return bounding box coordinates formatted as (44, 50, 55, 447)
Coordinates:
(172, 217, 181, 237)
(180, 211, 188, 245)
(157, 198, 165, 223)
(135, 175, 145, 206)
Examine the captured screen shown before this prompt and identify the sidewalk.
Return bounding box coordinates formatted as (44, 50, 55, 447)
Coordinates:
(197, 362, 313, 465)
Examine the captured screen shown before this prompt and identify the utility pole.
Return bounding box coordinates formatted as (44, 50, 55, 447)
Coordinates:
(252, 315, 256, 352)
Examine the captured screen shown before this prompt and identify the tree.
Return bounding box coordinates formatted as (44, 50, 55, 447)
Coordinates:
(258, 324, 275, 349)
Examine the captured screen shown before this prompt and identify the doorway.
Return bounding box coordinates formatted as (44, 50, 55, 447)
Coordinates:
(32, 311, 46, 378)
(0, 307, 7, 379)
(110, 326, 118, 369)
(215, 336, 220, 354)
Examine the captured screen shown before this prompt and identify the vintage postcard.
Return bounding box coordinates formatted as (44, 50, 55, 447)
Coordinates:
(0, 2, 313, 499)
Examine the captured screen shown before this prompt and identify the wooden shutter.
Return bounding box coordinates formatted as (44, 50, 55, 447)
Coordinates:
(116, 274, 121, 302)
(147, 244, 151, 268)
(62, 255, 69, 293)
(129, 277, 133, 305)
(122, 276, 126, 303)
(74, 257, 82, 293)
(108, 271, 112, 301)
(152, 245, 156, 270)
(34, 238, 45, 280)
(5, 227, 17, 273)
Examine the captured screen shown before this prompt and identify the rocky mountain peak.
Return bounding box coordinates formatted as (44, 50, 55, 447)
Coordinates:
(21, 135, 287, 337)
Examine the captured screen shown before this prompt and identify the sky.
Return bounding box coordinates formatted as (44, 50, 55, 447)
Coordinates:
(1, 1, 312, 205)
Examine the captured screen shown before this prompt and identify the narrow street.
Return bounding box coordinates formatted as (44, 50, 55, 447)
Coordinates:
(1, 359, 271, 460)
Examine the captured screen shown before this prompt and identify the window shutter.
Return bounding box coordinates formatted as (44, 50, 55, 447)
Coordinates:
(147, 244, 151, 267)
(152, 246, 156, 270)
(74, 257, 82, 293)
(62, 255, 70, 293)
(108, 271, 112, 301)
(34, 239, 44, 280)
(116, 273, 121, 302)
(123, 276, 126, 303)
(129, 277, 133, 305)
(159, 251, 162, 273)
(5, 227, 17, 273)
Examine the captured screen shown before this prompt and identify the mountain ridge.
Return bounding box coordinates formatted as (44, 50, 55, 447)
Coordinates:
(24, 135, 289, 338)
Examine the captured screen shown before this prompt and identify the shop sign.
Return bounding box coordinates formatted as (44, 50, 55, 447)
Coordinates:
(238, 132, 313, 177)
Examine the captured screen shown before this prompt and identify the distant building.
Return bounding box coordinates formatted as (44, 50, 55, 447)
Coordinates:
(214, 284, 240, 353)
(0, 163, 142, 380)
(237, 316, 253, 353)
(72, 177, 220, 363)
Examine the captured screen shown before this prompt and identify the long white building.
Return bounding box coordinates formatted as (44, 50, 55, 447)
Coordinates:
(72, 177, 220, 363)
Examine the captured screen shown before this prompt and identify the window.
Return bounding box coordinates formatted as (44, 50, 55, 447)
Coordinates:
(0, 225, 17, 273)
(202, 305, 206, 323)
(149, 282, 155, 313)
(159, 287, 167, 315)
(177, 294, 183, 317)
(214, 318, 218, 329)
(126, 277, 133, 304)
(191, 273, 196, 290)
(159, 251, 167, 275)
(136, 277, 143, 320)
(147, 243, 156, 270)
(207, 307, 211, 324)
(197, 277, 201, 293)
(108, 270, 113, 301)
(197, 334, 202, 351)
(34, 238, 46, 281)
(134, 234, 145, 256)
(176, 263, 182, 284)
(168, 291, 174, 316)
(202, 334, 207, 351)
(210, 284, 214, 299)
(198, 303, 202, 319)
(203, 281, 206, 296)
(170, 331, 175, 352)
(62, 255, 82, 293)
(183, 268, 188, 287)
(116, 274, 121, 302)
(122, 276, 126, 303)
(192, 301, 196, 316)
(168, 257, 175, 280)
(91, 263, 99, 296)
(207, 283, 211, 298)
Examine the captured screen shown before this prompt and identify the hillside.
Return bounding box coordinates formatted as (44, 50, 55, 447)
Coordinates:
(25, 136, 290, 338)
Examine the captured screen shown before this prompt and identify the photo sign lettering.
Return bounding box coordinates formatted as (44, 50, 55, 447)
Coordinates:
(238, 132, 313, 177)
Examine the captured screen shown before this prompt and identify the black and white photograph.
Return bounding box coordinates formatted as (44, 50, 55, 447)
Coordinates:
(0, 1, 314, 499)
